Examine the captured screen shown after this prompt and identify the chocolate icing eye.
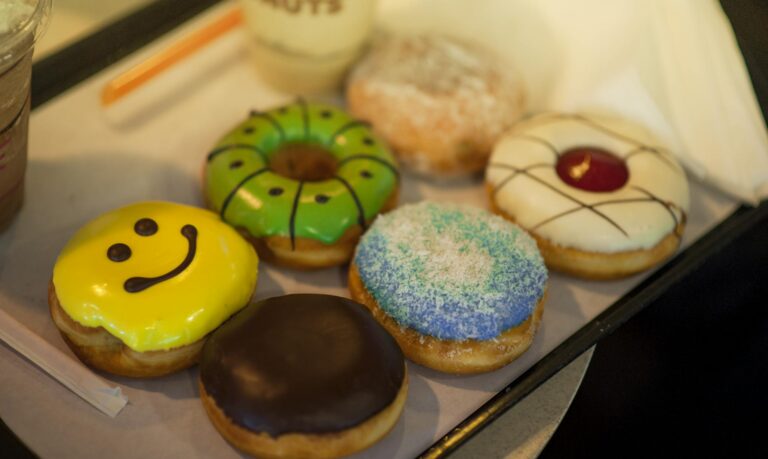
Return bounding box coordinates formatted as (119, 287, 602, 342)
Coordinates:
(320, 110, 333, 118)
(134, 218, 158, 236)
(230, 160, 244, 169)
(269, 187, 284, 197)
(363, 137, 374, 146)
(360, 170, 373, 179)
(107, 243, 131, 262)
(315, 194, 330, 204)
(243, 127, 255, 134)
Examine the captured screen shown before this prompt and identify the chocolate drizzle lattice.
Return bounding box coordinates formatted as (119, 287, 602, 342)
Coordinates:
(489, 114, 686, 239)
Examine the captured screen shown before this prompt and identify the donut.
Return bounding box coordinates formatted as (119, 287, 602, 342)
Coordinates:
(50, 201, 258, 377)
(204, 100, 399, 269)
(346, 34, 525, 178)
(199, 294, 407, 459)
(485, 113, 690, 279)
(349, 201, 548, 374)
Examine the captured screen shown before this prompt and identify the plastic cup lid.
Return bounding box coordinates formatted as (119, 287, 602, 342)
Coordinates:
(0, 0, 51, 67)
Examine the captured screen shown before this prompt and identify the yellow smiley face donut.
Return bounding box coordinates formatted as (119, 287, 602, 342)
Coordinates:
(50, 201, 259, 377)
(486, 113, 689, 279)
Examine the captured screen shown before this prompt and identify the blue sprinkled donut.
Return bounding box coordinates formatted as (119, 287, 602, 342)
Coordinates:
(349, 201, 548, 374)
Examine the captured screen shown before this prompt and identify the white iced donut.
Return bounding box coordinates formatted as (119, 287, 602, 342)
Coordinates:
(485, 113, 689, 279)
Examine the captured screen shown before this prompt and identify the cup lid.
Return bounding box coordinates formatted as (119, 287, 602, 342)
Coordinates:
(0, 0, 51, 68)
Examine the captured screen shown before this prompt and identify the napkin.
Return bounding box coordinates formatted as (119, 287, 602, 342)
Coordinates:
(376, 0, 768, 204)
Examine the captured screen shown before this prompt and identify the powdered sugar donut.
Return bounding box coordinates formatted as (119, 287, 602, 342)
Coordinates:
(346, 34, 525, 177)
(349, 201, 547, 374)
(486, 113, 689, 279)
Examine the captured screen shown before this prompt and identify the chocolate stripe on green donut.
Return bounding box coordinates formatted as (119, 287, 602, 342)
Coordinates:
(220, 167, 270, 218)
(249, 110, 285, 142)
(327, 121, 371, 146)
(204, 102, 399, 248)
(297, 98, 310, 140)
(333, 175, 367, 229)
(289, 181, 305, 250)
(207, 144, 269, 163)
(337, 154, 400, 180)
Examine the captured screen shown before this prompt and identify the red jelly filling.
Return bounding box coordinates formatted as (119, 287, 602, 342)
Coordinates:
(555, 147, 629, 192)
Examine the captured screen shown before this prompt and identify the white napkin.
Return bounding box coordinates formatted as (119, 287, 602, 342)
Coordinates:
(376, 0, 768, 204)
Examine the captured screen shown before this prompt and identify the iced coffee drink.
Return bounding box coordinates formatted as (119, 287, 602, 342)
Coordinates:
(0, 0, 50, 230)
(240, 0, 377, 94)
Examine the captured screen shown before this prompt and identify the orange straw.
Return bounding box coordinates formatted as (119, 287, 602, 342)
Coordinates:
(101, 7, 243, 106)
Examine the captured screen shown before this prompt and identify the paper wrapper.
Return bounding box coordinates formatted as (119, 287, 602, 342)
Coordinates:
(376, 0, 768, 204)
(0, 306, 127, 417)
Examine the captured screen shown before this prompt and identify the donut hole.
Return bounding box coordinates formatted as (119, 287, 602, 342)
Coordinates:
(270, 143, 338, 182)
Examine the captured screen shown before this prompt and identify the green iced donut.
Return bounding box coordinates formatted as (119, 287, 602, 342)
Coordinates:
(204, 100, 399, 268)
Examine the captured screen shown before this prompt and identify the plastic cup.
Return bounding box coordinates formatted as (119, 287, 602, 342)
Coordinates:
(0, 0, 51, 230)
(239, 0, 377, 94)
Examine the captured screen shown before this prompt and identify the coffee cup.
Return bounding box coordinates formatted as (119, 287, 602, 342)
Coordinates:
(0, 0, 51, 230)
(239, 0, 378, 94)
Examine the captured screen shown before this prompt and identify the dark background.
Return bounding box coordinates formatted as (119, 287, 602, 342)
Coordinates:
(541, 1, 768, 458)
(2, 0, 767, 458)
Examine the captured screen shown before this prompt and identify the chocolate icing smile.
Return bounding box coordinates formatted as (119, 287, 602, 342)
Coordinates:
(123, 224, 198, 293)
(199, 294, 405, 436)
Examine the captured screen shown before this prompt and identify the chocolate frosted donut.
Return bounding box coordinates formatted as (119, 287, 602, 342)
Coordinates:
(199, 294, 407, 458)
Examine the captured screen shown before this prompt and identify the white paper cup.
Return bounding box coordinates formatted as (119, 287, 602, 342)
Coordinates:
(240, 0, 377, 94)
(0, 0, 51, 230)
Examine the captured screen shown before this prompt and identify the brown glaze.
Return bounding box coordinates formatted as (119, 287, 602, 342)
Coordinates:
(199, 294, 405, 436)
